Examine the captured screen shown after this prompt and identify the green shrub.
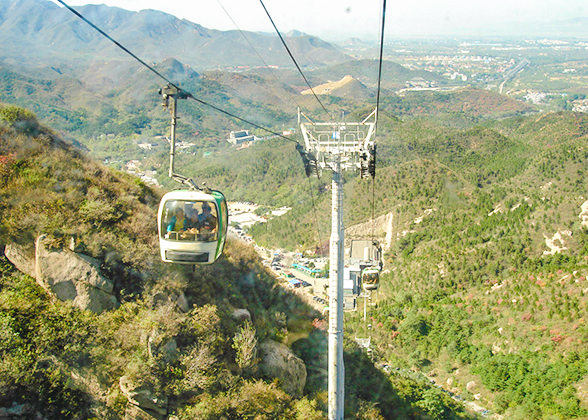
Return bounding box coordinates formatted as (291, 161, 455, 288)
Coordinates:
(0, 105, 36, 124)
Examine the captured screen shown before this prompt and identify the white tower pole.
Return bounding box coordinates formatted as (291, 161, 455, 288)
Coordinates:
(298, 111, 376, 420)
(328, 155, 345, 420)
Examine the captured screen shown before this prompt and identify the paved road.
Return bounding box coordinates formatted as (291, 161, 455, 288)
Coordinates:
(499, 58, 529, 94)
(290, 268, 328, 296)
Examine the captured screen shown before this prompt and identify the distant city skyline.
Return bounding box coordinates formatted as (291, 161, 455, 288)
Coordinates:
(50, 0, 588, 41)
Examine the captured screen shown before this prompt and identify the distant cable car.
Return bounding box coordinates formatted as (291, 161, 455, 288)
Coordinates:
(362, 267, 380, 291)
(158, 189, 228, 264)
(349, 239, 382, 291)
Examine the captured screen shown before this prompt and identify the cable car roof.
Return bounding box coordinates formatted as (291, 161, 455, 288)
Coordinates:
(161, 189, 220, 201)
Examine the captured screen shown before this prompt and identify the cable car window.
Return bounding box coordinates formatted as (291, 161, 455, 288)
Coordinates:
(161, 200, 219, 242)
(363, 272, 379, 284)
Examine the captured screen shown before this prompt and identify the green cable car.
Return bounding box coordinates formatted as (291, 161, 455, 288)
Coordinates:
(158, 189, 228, 264)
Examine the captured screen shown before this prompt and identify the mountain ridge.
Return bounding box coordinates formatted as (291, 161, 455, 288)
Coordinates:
(0, 0, 352, 70)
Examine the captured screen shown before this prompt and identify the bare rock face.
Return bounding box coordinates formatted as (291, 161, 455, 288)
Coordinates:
(4, 242, 36, 277)
(175, 292, 189, 313)
(258, 340, 307, 398)
(151, 291, 190, 313)
(35, 235, 118, 313)
(147, 328, 178, 364)
(466, 380, 476, 392)
(120, 376, 168, 420)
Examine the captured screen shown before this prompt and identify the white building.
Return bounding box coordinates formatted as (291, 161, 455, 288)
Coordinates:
(227, 130, 256, 146)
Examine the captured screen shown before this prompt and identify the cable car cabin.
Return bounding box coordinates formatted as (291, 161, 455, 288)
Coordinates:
(362, 267, 380, 291)
(158, 190, 228, 264)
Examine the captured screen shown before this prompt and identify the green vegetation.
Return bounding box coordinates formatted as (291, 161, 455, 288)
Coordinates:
(245, 109, 588, 418)
(344, 112, 588, 418)
(3, 15, 588, 417)
(2, 35, 588, 418)
(0, 105, 478, 418)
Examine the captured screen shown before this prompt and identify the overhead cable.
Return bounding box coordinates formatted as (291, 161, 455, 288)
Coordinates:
(217, 0, 327, 257)
(55, 0, 296, 143)
(55, 0, 176, 88)
(375, 0, 387, 126)
(216, 0, 304, 114)
(372, 0, 387, 242)
(307, 176, 325, 260)
(216, 0, 278, 79)
(258, 0, 332, 119)
(187, 94, 294, 142)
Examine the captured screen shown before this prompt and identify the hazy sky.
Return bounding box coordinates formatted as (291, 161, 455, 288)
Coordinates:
(51, 0, 588, 41)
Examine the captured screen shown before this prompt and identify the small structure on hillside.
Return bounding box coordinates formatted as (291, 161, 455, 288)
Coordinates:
(227, 130, 256, 146)
(405, 77, 435, 88)
(349, 240, 380, 264)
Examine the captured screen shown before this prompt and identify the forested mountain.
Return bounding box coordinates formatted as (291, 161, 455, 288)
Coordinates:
(0, 105, 483, 419)
(248, 110, 588, 419)
(1, 0, 588, 417)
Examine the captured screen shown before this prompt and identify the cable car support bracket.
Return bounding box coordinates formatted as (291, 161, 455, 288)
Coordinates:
(159, 84, 205, 191)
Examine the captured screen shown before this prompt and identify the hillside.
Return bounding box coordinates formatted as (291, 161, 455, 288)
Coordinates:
(249, 110, 588, 419)
(380, 89, 536, 127)
(309, 59, 450, 90)
(2, 1, 588, 418)
(0, 104, 480, 419)
(301, 75, 372, 100)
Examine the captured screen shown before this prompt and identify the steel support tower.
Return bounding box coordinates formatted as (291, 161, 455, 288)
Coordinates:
(298, 108, 377, 420)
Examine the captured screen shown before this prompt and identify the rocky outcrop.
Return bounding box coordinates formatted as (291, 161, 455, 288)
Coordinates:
(147, 330, 178, 364)
(467, 381, 477, 392)
(4, 237, 119, 313)
(345, 211, 393, 251)
(35, 235, 118, 313)
(151, 291, 190, 313)
(175, 292, 189, 313)
(120, 376, 168, 420)
(258, 340, 307, 398)
(4, 242, 36, 277)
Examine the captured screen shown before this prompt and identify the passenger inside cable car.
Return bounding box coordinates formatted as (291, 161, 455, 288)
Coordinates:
(167, 207, 186, 234)
(162, 200, 219, 242)
(198, 202, 218, 238)
(184, 209, 200, 232)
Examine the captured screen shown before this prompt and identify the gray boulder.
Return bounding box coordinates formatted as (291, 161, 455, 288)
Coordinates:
(175, 292, 190, 313)
(232, 308, 252, 322)
(4, 242, 36, 277)
(120, 376, 168, 420)
(150, 291, 190, 313)
(35, 235, 118, 313)
(258, 340, 307, 398)
(147, 328, 178, 364)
